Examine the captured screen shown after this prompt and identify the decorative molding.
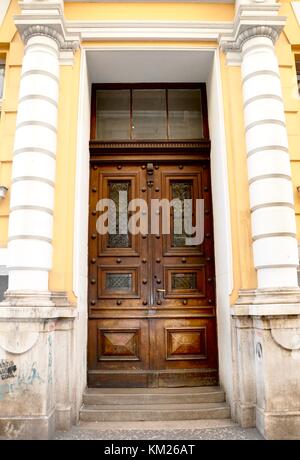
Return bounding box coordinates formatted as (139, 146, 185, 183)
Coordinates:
(66, 20, 233, 42)
(21, 69, 59, 83)
(22, 25, 79, 52)
(252, 232, 297, 242)
(271, 328, 300, 351)
(242, 69, 281, 84)
(245, 119, 286, 134)
(19, 94, 58, 108)
(221, 25, 279, 53)
(243, 94, 284, 109)
(0, 330, 39, 355)
(235, 288, 300, 305)
(15, 2, 233, 44)
(250, 203, 295, 213)
(14, 2, 80, 64)
(1, 289, 54, 308)
(13, 147, 56, 159)
(10, 205, 54, 215)
(16, 120, 57, 134)
(8, 235, 53, 244)
(89, 140, 211, 152)
(11, 176, 55, 187)
(247, 145, 289, 158)
(219, 3, 286, 65)
(13, 1, 287, 52)
(231, 288, 300, 318)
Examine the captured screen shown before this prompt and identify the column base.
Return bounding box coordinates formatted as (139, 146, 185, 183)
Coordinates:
(0, 293, 76, 440)
(2, 290, 54, 308)
(234, 287, 300, 312)
(232, 288, 300, 440)
(55, 405, 72, 432)
(236, 403, 256, 428)
(0, 412, 55, 440)
(256, 408, 300, 440)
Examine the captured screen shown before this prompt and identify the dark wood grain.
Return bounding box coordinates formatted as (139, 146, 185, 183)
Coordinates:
(88, 159, 218, 387)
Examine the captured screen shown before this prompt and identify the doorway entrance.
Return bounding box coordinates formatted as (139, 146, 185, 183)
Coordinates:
(87, 84, 218, 387)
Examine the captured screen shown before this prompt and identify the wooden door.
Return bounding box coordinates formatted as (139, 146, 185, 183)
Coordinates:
(88, 158, 218, 387)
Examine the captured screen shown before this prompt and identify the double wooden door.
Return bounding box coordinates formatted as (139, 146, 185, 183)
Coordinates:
(88, 158, 218, 387)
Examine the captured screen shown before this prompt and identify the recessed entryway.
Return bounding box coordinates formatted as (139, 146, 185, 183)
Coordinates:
(74, 47, 233, 407)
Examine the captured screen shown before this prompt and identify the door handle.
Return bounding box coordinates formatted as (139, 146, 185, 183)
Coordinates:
(156, 288, 166, 305)
(146, 162, 154, 188)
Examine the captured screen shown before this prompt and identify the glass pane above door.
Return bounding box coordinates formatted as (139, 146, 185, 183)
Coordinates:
(132, 89, 167, 140)
(168, 89, 203, 139)
(96, 90, 130, 140)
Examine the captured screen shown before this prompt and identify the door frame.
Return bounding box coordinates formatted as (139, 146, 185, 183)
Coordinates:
(73, 47, 234, 403)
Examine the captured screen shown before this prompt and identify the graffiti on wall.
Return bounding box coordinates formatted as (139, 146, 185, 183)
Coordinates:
(0, 359, 17, 381)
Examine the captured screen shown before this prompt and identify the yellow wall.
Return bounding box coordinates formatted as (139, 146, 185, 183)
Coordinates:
(0, 0, 21, 247)
(1, 1, 300, 303)
(279, 0, 300, 247)
(64, 2, 234, 22)
(220, 56, 256, 301)
(49, 52, 81, 299)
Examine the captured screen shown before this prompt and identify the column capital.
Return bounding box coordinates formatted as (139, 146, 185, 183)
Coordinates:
(21, 25, 79, 52)
(222, 25, 279, 54)
(14, 1, 80, 65)
(220, 2, 286, 65)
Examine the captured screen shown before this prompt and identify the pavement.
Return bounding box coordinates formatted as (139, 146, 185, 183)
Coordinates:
(54, 420, 263, 440)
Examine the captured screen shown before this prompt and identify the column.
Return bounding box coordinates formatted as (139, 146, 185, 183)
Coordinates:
(240, 27, 299, 289)
(222, 23, 300, 439)
(0, 25, 78, 439)
(7, 29, 60, 296)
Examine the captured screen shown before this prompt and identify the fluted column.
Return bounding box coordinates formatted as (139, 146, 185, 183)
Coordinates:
(7, 30, 60, 295)
(240, 27, 299, 289)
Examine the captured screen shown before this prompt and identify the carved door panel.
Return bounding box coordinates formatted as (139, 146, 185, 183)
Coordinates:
(88, 160, 218, 387)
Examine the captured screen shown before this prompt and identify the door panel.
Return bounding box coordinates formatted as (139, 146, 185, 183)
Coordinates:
(88, 159, 218, 387)
(88, 318, 151, 388)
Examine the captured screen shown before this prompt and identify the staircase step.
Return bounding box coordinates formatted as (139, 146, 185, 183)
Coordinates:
(83, 386, 225, 405)
(80, 402, 230, 422)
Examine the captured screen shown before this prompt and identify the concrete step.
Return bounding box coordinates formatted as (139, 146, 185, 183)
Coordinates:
(80, 402, 231, 422)
(83, 386, 225, 406)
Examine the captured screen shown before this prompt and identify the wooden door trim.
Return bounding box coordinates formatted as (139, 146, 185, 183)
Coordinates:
(90, 140, 210, 157)
(90, 144, 211, 167)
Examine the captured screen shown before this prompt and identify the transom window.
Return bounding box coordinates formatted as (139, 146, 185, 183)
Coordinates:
(92, 84, 207, 141)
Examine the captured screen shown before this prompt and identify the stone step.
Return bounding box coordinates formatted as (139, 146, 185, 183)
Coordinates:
(83, 386, 225, 406)
(80, 402, 231, 422)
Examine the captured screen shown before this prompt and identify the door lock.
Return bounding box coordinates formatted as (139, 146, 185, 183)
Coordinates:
(146, 163, 154, 188)
(156, 288, 166, 305)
